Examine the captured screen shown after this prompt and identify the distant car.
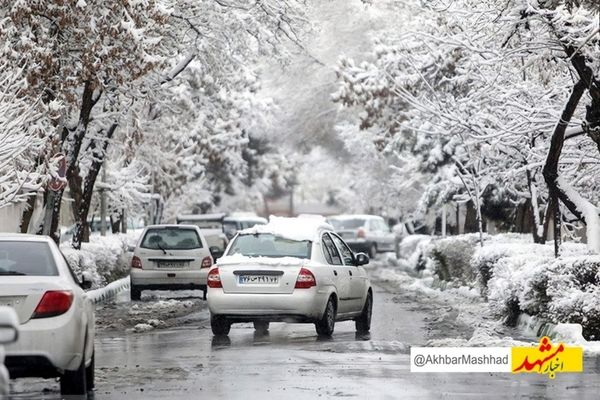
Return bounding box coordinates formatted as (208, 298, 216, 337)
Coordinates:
(327, 215, 396, 258)
(207, 217, 373, 337)
(176, 213, 229, 259)
(0, 307, 19, 398)
(130, 225, 213, 300)
(0, 234, 95, 396)
(222, 214, 267, 240)
(60, 216, 145, 243)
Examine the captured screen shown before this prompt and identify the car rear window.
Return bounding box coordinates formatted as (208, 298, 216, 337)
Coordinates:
(227, 234, 311, 259)
(328, 218, 366, 230)
(0, 241, 58, 276)
(141, 228, 203, 250)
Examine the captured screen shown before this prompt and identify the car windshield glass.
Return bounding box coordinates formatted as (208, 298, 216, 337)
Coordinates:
(227, 233, 311, 259)
(141, 228, 203, 250)
(0, 241, 58, 276)
(223, 221, 238, 236)
(328, 218, 366, 230)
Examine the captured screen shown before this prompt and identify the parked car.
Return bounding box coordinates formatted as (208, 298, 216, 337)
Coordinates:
(0, 234, 95, 396)
(327, 215, 396, 258)
(222, 213, 267, 240)
(130, 225, 213, 300)
(0, 307, 19, 398)
(176, 213, 229, 259)
(207, 217, 373, 337)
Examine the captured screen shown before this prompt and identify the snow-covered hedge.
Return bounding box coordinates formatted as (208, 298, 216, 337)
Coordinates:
(399, 233, 600, 339)
(61, 234, 137, 288)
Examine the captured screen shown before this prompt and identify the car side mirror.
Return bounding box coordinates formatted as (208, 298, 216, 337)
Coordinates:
(354, 252, 369, 266)
(81, 271, 93, 290)
(209, 246, 224, 261)
(0, 307, 19, 344)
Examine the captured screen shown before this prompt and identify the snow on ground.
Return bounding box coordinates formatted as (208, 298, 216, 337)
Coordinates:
(370, 252, 533, 348)
(96, 290, 207, 333)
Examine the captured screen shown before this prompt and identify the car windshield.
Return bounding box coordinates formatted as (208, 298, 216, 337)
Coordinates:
(328, 218, 366, 230)
(0, 241, 58, 276)
(227, 233, 311, 259)
(141, 228, 203, 250)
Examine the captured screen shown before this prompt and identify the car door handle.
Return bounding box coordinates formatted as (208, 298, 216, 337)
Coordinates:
(349, 271, 353, 276)
(333, 270, 338, 276)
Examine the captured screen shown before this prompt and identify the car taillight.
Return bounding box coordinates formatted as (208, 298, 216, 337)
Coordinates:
(295, 268, 316, 289)
(357, 228, 366, 238)
(201, 256, 213, 269)
(32, 291, 73, 319)
(131, 256, 143, 269)
(207, 267, 222, 288)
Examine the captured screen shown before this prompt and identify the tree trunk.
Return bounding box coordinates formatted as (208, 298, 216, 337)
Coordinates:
(542, 80, 587, 223)
(72, 123, 118, 249)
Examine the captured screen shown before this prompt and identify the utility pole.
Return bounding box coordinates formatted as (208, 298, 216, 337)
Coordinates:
(441, 204, 447, 237)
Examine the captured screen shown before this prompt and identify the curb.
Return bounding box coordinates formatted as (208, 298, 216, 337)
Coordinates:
(88, 276, 130, 305)
(516, 313, 587, 343)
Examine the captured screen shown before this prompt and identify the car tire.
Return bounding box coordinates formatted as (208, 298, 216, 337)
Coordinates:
(60, 348, 87, 395)
(368, 244, 377, 259)
(315, 297, 336, 337)
(131, 286, 142, 301)
(86, 350, 95, 391)
(253, 321, 269, 334)
(355, 291, 373, 333)
(211, 315, 231, 336)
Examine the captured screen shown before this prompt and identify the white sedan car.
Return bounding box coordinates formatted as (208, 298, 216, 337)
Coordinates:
(130, 225, 213, 300)
(0, 307, 19, 397)
(207, 217, 373, 336)
(0, 234, 95, 396)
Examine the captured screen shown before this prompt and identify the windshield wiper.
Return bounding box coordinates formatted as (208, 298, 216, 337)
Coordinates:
(0, 270, 27, 275)
(156, 243, 167, 255)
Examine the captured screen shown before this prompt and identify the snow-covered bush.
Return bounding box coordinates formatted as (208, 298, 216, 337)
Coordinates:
(426, 234, 481, 286)
(61, 234, 135, 288)
(397, 235, 433, 271)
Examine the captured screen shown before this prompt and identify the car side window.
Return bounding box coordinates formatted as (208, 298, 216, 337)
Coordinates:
(330, 234, 354, 266)
(322, 234, 342, 265)
(379, 220, 390, 232)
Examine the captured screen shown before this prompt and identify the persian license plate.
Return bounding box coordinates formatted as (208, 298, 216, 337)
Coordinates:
(238, 275, 279, 285)
(158, 261, 188, 269)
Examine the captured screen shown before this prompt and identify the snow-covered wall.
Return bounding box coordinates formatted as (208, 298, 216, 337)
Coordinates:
(0, 203, 25, 232)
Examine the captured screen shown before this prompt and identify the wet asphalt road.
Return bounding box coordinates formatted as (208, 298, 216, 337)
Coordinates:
(9, 270, 600, 399)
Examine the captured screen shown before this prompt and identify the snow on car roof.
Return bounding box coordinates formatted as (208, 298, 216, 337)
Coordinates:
(0, 233, 52, 242)
(238, 216, 333, 242)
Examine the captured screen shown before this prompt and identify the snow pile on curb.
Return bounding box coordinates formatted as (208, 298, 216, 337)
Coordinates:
(87, 276, 131, 304)
(61, 233, 138, 288)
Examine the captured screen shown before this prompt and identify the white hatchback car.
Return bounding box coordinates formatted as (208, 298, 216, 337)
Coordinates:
(0, 307, 19, 398)
(207, 217, 373, 336)
(0, 234, 95, 396)
(130, 225, 213, 300)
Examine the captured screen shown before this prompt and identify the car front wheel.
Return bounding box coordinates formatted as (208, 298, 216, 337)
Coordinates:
(211, 315, 231, 336)
(315, 297, 336, 336)
(368, 244, 377, 259)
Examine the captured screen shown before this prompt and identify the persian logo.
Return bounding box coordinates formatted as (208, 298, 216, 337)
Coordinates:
(511, 337, 583, 379)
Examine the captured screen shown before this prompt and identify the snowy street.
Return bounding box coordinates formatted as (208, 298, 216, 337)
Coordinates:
(8, 258, 600, 399)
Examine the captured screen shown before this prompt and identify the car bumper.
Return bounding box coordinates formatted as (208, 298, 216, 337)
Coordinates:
(207, 287, 329, 321)
(4, 312, 84, 377)
(131, 268, 208, 289)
